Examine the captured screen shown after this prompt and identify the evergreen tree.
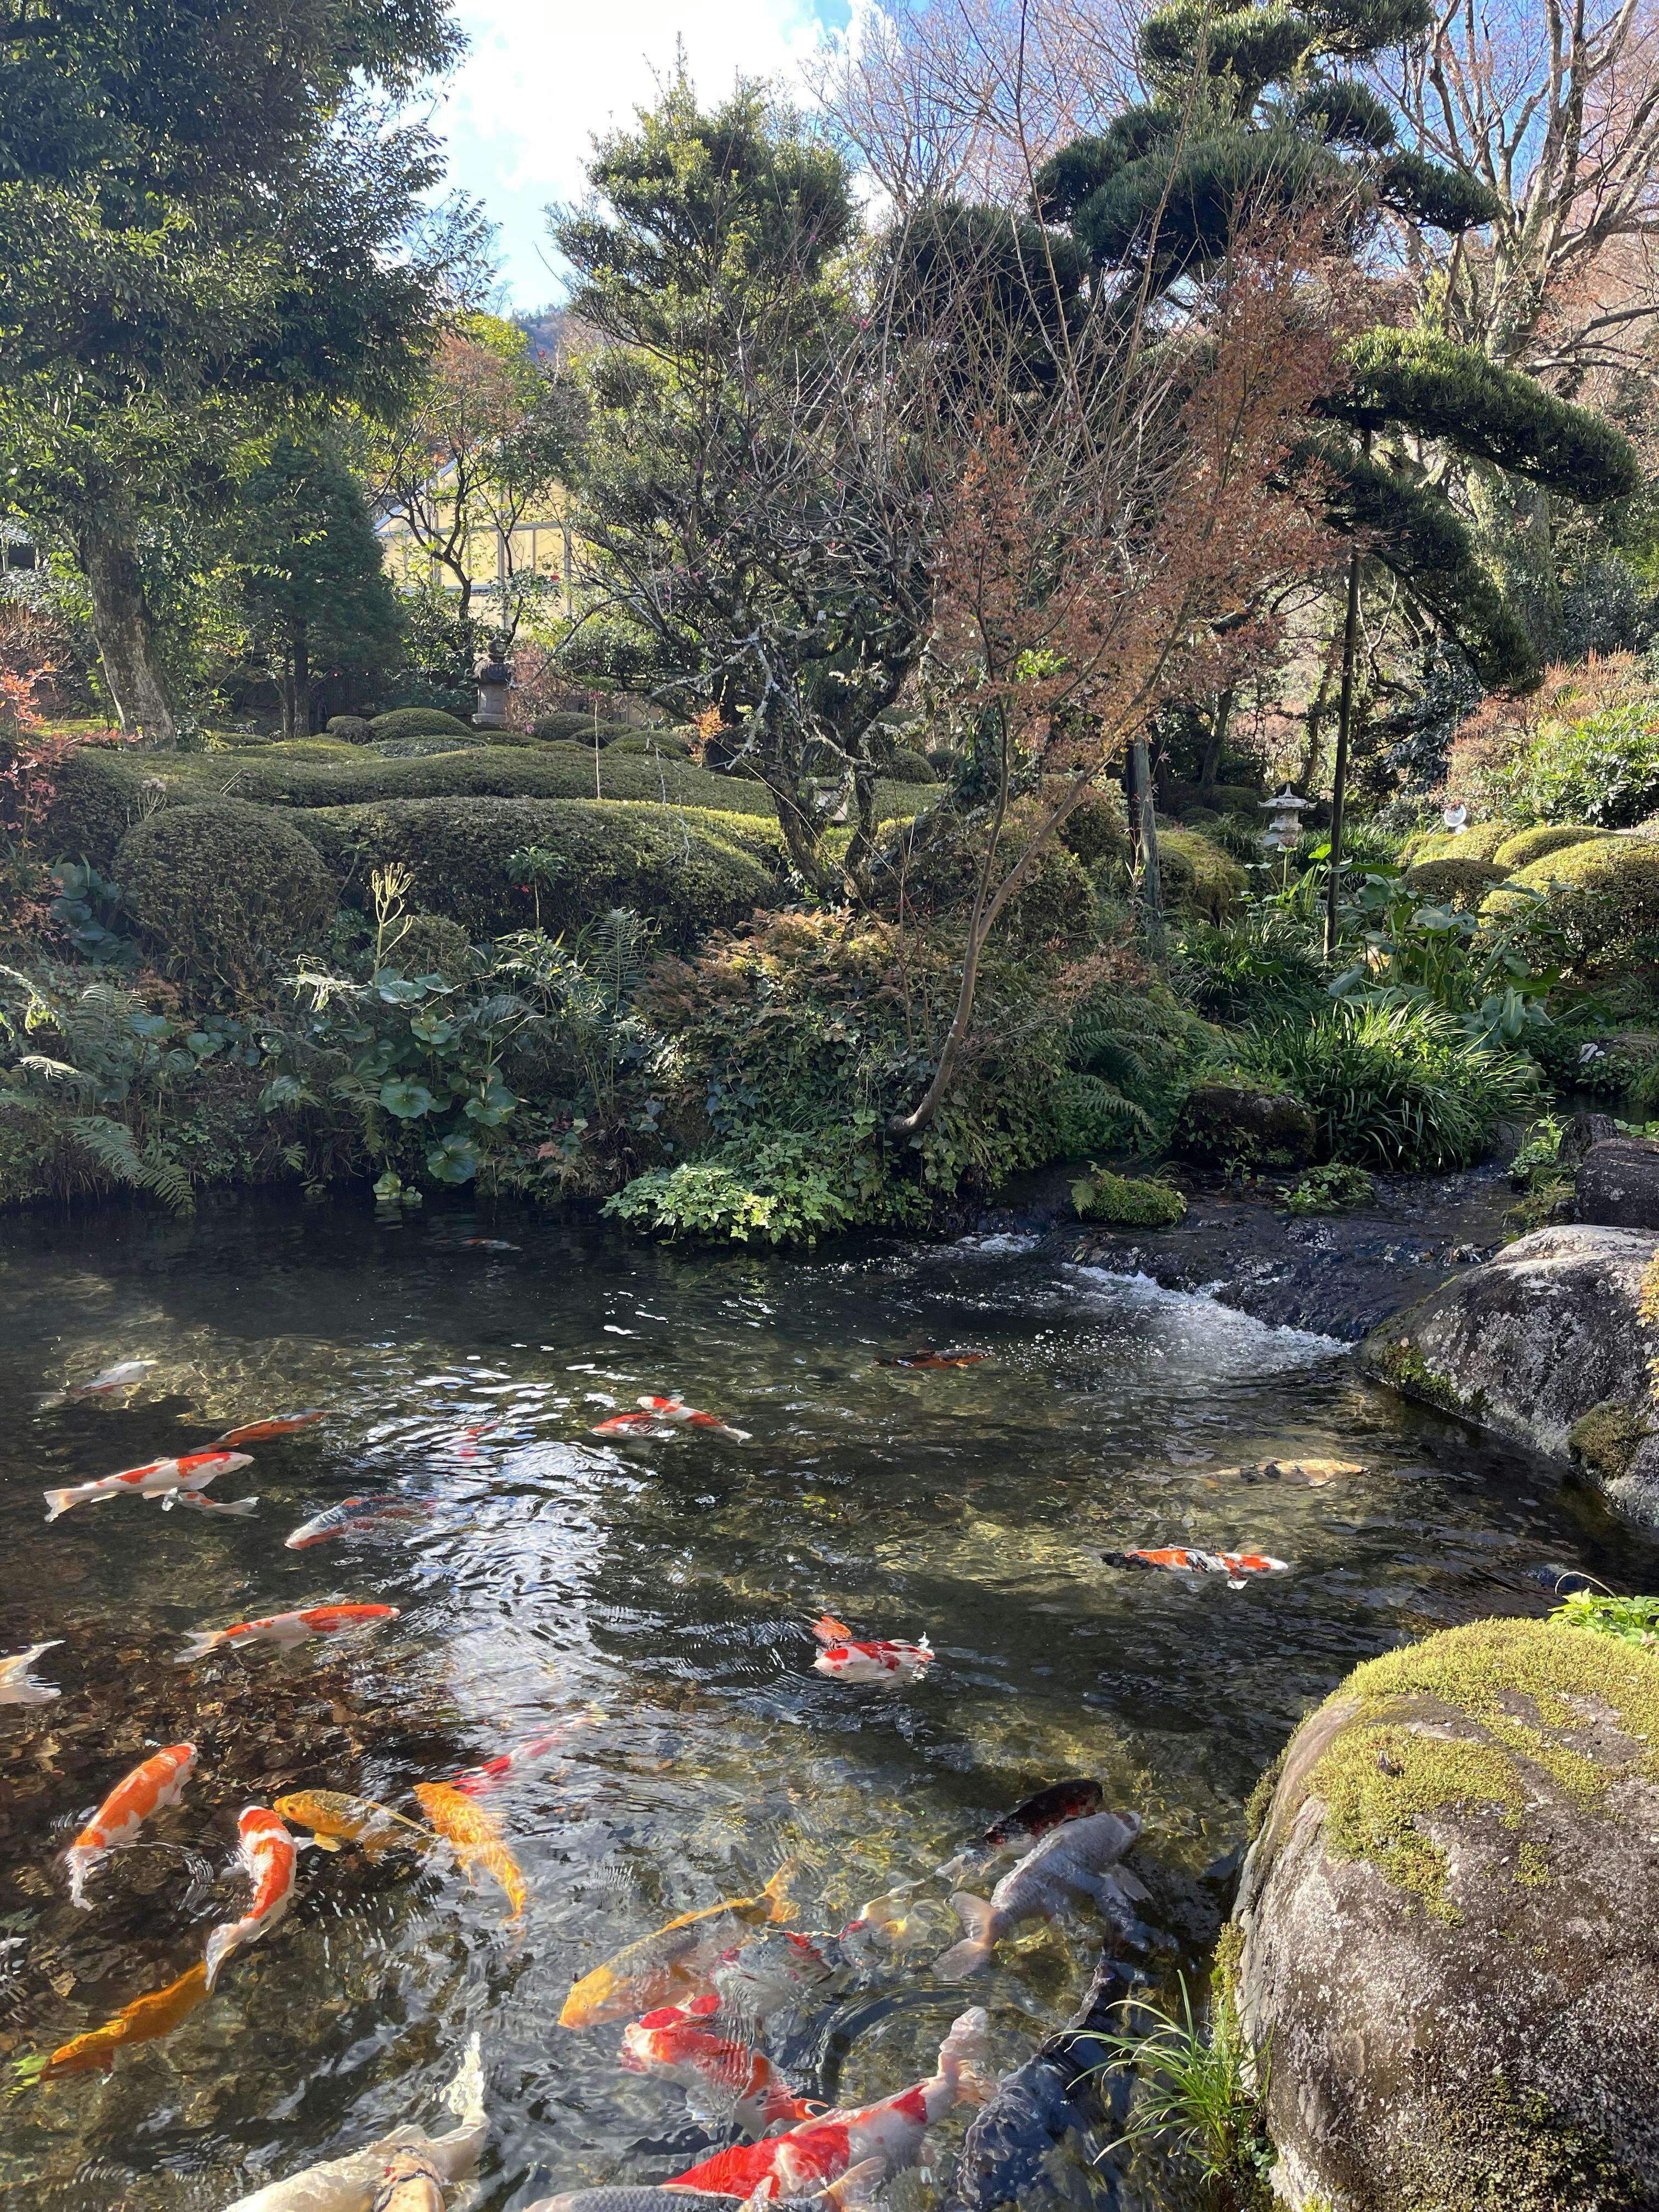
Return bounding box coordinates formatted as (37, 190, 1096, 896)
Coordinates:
(234, 437, 403, 736)
(1035, 0, 1640, 689)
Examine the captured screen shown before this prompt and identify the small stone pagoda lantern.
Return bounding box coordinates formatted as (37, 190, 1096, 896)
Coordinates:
(475, 635, 512, 730)
(1260, 786, 1314, 850)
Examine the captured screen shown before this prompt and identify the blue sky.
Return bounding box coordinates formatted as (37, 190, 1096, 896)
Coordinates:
(435, 0, 853, 307)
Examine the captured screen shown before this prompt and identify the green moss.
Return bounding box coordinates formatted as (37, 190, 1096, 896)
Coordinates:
(1568, 1400, 1651, 1487)
(1071, 1169, 1187, 1224)
(1492, 822, 1607, 870)
(115, 799, 337, 994)
(1245, 1744, 1289, 1841)
(1298, 1619, 1659, 1919)
(1373, 1337, 1487, 1419)
(1158, 828, 1248, 921)
(1391, 2074, 1643, 2212)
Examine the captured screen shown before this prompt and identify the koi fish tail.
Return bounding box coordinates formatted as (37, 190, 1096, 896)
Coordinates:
(42, 1489, 80, 1524)
(935, 1893, 998, 1981)
(64, 1847, 96, 1911)
(173, 1629, 227, 1664)
(203, 1916, 253, 1992)
(938, 2004, 994, 2103)
(761, 1860, 800, 1922)
(443, 2032, 487, 2130)
(723, 1425, 753, 1443)
(806, 2160, 887, 2212)
(215, 1496, 260, 1517)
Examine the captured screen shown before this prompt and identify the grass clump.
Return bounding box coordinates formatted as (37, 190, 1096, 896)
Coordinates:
(1071, 1168, 1187, 1226)
(1567, 1402, 1651, 1488)
(1282, 1162, 1375, 1214)
(1093, 1974, 1275, 2212)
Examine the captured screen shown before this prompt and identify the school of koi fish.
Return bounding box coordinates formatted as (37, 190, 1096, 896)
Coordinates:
(3, 1339, 1311, 2208)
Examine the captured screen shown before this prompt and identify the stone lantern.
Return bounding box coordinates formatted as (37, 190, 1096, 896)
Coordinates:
(1260, 786, 1314, 850)
(475, 635, 512, 730)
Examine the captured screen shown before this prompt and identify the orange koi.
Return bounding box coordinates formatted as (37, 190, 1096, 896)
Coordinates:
(414, 1782, 528, 1920)
(12, 1961, 210, 2083)
(213, 1409, 327, 1446)
(204, 1806, 297, 1989)
(65, 1743, 197, 1909)
(174, 1604, 399, 1663)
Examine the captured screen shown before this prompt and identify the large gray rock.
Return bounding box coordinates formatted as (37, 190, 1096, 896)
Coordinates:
(1234, 1619, 1659, 2211)
(1358, 1223, 1659, 1520)
(1578, 1138, 1659, 1231)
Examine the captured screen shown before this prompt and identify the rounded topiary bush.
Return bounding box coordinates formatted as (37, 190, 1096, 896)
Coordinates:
(386, 911, 473, 981)
(885, 746, 939, 785)
(1403, 856, 1511, 909)
(1485, 837, 1659, 971)
(47, 744, 153, 870)
(1158, 829, 1248, 921)
(115, 798, 336, 991)
(369, 707, 474, 741)
(1058, 787, 1131, 868)
(1412, 819, 1513, 865)
(607, 733, 693, 759)
(1492, 822, 1608, 871)
(325, 715, 373, 742)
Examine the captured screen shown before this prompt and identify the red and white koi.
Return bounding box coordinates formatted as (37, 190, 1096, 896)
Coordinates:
(44, 1449, 252, 1523)
(663, 2006, 991, 2199)
(43, 1358, 155, 1406)
(284, 1495, 431, 1548)
(204, 1806, 297, 1990)
(174, 1604, 399, 1663)
(449, 1713, 600, 1797)
(1106, 1546, 1289, 1590)
(592, 1395, 751, 1443)
(0, 1640, 61, 1707)
(165, 1489, 259, 1519)
(213, 1409, 327, 1447)
(65, 1743, 197, 1909)
(809, 1613, 933, 1684)
(620, 2014, 827, 2138)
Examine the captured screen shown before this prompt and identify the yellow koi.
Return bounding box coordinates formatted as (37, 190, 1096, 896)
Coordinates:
(13, 1962, 209, 2083)
(559, 1864, 798, 2029)
(274, 1790, 439, 1859)
(415, 1782, 529, 1921)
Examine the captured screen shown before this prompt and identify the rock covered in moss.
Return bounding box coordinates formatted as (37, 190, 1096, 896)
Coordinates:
(1156, 828, 1248, 921)
(1577, 1137, 1659, 1231)
(1358, 1223, 1659, 1519)
(115, 798, 336, 993)
(1173, 1080, 1316, 1170)
(1234, 1618, 1659, 2210)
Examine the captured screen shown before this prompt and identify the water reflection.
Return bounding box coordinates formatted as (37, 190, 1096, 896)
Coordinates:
(0, 1193, 1650, 2209)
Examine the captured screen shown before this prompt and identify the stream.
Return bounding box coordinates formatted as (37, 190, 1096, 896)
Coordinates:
(0, 1193, 1649, 2210)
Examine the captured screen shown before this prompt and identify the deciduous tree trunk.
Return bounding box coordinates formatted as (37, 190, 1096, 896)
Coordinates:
(291, 617, 312, 738)
(74, 523, 176, 741)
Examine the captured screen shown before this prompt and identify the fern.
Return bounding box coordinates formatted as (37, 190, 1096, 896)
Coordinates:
(64, 1116, 195, 1216)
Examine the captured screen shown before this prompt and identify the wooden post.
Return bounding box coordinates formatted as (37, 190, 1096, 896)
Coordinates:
(1325, 429, 1368, 961)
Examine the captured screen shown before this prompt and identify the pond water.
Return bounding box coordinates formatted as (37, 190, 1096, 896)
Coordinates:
(0, 1194, 1649, 2211)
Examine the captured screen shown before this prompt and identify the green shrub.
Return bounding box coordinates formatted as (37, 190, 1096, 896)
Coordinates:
(1251, 1002, 1541, 1171)
(1071, 1168, 1187, 1224)
(1175, 914, 1327, 1023)
(373, 732, 482, 759)
(607, 733, 693, 759)
(1158, 830, 1248, 921)
(1283, 1162, 1376, 1214)
(386, 912, 474, 981)
(46, 744, 159, 870)
(325, 716, 374, 742)
(1059, 787, 1131, 867)
(1401, 856, 1510, 909)
(1491, 823, 1606, 871)
(115, 799, 336, 994)
(369, 707, 474, 741)
(1499, 696, 1659, 827)
(603, 1131, 856, 1245)
(1411, 819, 1511, 864)
(528, 711, 642, 745)
(1483, 836, 1659, 972)
(288, 796, 778, 945)
(885, 746, 939, 785)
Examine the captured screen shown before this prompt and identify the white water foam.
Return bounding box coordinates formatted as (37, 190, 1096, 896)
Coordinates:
(1062, 1262, 1350, 1377)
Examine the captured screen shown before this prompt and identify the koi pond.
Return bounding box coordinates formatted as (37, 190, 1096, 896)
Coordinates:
(0, 1194, 1647, 2210)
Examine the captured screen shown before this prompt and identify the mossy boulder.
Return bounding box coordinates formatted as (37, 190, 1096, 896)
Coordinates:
(1402, 856, 1510, 909)
(368, 708, 473, 741)
(1492, 821, 1607, 870)
(324, 715, 374, 743)
(114, 798, 336, 994)
(1173, 1079, 1316, 1170)
(288, 796, 780, 946)
(1157, 828, 1247, 921)
(1058, 787, 1131, 868)
(1071, 1170, 1187, 1225)
(1234, 1617, 1659, 2211)
(1484, 836, 1659, 972)
(1358, 1223, 1659, 1520)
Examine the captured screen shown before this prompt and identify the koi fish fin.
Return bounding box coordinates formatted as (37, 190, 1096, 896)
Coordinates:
(308, 1832, 345, 1852)
(722, 1426, 753, 1443)
(938, 2004, 992, 2095)
(216, 1496, 260, 1516)
(809, 1613, 854, 1646)
(935, 1893, 997, 1981)
(442, 2031, 487, 2130)
(761, 1861, 800, 1922)
(173, 1630, 225, 1664)
(42, 1489, 78, 1524)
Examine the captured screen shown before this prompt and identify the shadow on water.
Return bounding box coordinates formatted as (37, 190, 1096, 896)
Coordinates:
(0, 1191, 1652, 2209)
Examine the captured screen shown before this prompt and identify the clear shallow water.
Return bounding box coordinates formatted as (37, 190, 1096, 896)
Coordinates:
(0, 1194, 1649, 2210)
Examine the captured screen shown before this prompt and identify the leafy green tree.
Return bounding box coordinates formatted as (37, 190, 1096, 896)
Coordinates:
(234, 436, 403, 736)
(1035, 0, 1640, 685)
(0, 0, 464, 738)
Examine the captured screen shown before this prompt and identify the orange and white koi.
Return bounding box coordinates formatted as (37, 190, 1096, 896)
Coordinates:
(1105, 1546, 1289, 1589)
(592, 1395, 751, 1443)
(620, 2015, 827, 2138)
(414, 1782, 528, 1920)
(166, 1488, 259, 1518)
(560, 1866, 798, 2028)
(213, 1409, 327, 1446)
(0, 1640, 61, 1706)
(12, 1961, 211, 2083)
(65, 1742, 198, 1909)
(810, 1613, 933, 1684)
(44, 1449, 252, 1522)
(204, 1805, 298, 1990)
(44, 1358, 155, 1405)
(174, 1604, 399, 1663)
(284, 1495, 431, 1548)
(663, 2006, 992, 2199)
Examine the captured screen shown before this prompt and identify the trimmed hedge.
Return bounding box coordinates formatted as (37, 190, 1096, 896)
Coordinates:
(369, 708, 473, 740)
(1483, 835, 1659, 970)
(50, 745, 160, 868)
(1402, 856, 1510, 909)
(1158, 829, 1247, 921)
(115, 799, 336, 992)
(1060, 787, 1131, 867)
(1409, 819, 1511, 865)
(887, 746, 939, 785)
(389, 911, 474, 980)
(287, 797, 782, 945)
(528, 712, 642, 746)
(1491, 822, 1607, 871)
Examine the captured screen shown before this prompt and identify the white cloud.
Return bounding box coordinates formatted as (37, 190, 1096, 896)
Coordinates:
(438, 0, 842, 304)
